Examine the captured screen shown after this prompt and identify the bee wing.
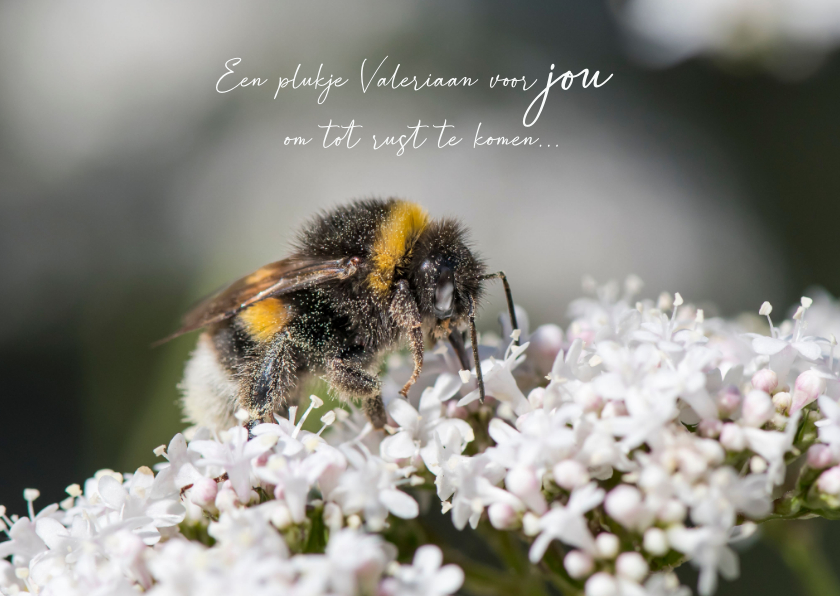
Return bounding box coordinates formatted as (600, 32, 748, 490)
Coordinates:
(156, 256, 361, 344)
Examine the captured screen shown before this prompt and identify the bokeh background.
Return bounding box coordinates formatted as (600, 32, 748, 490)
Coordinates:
(1, 1, 839, 593)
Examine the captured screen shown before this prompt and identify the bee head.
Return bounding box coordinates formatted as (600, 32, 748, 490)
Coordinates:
(408, 218, 485, 325)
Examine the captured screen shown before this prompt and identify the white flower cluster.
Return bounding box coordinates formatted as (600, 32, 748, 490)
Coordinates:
(3, 280, 840, 596)
(0, 400, 461, 596)
(619, 0, 840, 76)
(377, 281, 840, 596)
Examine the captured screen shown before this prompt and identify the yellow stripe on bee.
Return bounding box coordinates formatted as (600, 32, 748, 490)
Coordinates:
(239, 297, 290, 342)
(368, 201, 429, 296)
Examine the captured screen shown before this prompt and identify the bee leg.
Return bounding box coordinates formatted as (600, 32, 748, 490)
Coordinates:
(245, 331, 297, 425)
(325, 358, 386, 429)
(389, 280, 424, 398)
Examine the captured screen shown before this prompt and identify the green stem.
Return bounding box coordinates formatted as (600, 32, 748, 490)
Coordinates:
(763, 521, 840, 596)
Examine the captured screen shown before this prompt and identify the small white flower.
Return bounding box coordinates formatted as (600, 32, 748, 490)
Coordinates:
(380, 544, 464, 596)
(529, 482, 605, 561)
(667, 524, 753, 596)
(189, 426, 273, 502)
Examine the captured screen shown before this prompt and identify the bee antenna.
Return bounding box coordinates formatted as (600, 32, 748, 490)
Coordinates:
(480, 271, 519, 346)
(467, 295, 486, 403)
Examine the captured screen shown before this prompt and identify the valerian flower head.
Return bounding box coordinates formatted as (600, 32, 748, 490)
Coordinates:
(5, 283, 840, 596)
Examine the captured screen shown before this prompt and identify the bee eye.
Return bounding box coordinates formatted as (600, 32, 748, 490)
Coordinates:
(434, 267, 455, 318)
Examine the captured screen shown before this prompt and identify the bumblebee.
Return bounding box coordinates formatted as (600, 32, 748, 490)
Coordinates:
(161, 198, 517, 431)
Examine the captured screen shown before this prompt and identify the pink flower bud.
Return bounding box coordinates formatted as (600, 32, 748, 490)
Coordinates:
(445, 401, 469, 419)
(808, 444, 834, 470)
(564, 550, 594, 579)
(698, 418, 722, 438)
(189, 477, 218, 507)
(487, 503, 519, 530)
(528, 324, 564, 376)
(605, 485, 643, 529)
(215, 485, 238, 512)
(817, 466, 840, 496)
(553, 460, 590, 491)
(601, 401, 628, 419)
(506, 467, 547, 514)
(720, 423, 746, 452)
(716, 387, 742, 416)
(528, 387, 545, 410)
(741, 390, 774, 427)
(751, 369, 778, 393)
(792, 370, 826, 413)
(575, 385, 603, 413)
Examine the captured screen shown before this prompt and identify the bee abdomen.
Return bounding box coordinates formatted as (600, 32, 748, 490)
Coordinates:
(179, 332, 242, 431)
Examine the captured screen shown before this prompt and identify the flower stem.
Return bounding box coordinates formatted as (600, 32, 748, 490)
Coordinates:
(763, 521, 840, 596)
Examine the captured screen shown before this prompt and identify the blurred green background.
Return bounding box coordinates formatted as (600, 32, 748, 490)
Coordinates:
(1, 1, 839, 592)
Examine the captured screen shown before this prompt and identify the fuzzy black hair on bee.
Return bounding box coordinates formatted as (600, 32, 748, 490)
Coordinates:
(166, 198, 517, 433)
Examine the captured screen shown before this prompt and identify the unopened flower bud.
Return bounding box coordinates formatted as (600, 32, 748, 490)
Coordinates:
(657, 499, 687, 524)
(751, 369, 778, 393)
(720, 423, 746, 451)
(523, 512, 541, 536)
(698, 418, 722, 438)
(553, 460, 590, 491)
(792, 371, 826, 413)
(215, 486, 238, 512)
(323, 502, 343, 533)
(605, 486, 643, 530)
(595, 533, 620, 559)
(586, 572, 618, 596)
(269, 503, 293, 529)
(643, 528, 669, 556)
(741, 390, 774, 427)
(601, 401, 628, 419)
(488, 502, 519, 530)
(750, 456, 768, 474)
(808, 444, 834, 469)
(716, 387, 742, 416)
(506, 466, 547, 514)
(565, 550, 595, 579)
(772, 392, 792, 414)
(528, 324, 564, 375)
(189, 477, 218, 507)
(616, 552, 649, 582)
(818, 466, 840, 495)
(528, 387, 545, 409)
(575, 385, 603, 413)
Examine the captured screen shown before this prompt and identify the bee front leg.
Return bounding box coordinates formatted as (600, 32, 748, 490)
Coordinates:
(324, 358, 386, 429)
(389, 280, 423, 398)
(245, 331, 297, 425)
